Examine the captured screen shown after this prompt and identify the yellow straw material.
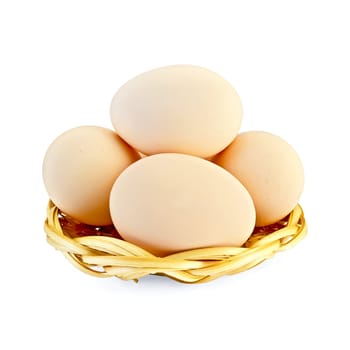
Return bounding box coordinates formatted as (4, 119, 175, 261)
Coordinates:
(44, 201, 307, 283)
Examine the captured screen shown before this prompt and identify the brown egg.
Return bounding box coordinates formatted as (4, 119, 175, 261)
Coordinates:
(110, 65, 242, 158)
(213, 131, 304, 226)
(43, 126, 140, 225)
(109, 153, 256, 256)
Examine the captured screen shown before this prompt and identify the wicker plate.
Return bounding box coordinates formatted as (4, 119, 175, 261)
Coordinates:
(44, 201, 307, 284)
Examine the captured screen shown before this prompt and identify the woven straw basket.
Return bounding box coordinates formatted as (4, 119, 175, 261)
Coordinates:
(44, 201, 307, 284)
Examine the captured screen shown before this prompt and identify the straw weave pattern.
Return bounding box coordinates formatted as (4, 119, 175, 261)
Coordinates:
(45, 201, 307, 283)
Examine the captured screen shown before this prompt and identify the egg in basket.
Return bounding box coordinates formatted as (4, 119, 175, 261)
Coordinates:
(43, 65, 307, 284)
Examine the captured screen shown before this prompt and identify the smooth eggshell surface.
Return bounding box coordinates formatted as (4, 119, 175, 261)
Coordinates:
(109, 153, 256, 256)
(213, 131, 304, 226)
(43, 126, 140, 225)
(110, 65, 242, 158)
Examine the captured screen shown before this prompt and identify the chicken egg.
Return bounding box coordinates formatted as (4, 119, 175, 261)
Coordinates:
(109, 153, 256, 256)
(43, 126, 140, 226)
(110, 65, 242, 158)
(213, 131, 304, 226)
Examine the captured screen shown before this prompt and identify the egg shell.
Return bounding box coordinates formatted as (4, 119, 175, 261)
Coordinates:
(109, 153, 256, 256)
(43, 126, 140, 226)
(110, 65, 242, 158)
(213, 131, 304, 226)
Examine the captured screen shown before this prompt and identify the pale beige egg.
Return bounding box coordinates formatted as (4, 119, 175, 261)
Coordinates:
(110, 65, 242, 158)
(109, 153, 256, 256)
(213, 131, 304, 226)
(43, 126, 140, 226)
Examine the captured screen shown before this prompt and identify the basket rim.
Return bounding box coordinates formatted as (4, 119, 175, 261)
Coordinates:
(44, 201, 307, 284)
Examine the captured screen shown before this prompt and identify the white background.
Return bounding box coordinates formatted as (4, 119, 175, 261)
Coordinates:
(1, 1, 349, 349)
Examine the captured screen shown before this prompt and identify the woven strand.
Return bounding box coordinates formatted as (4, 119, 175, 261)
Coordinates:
(44, 201, 307, 283)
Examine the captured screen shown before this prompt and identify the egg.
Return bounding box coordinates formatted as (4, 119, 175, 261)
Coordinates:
(109, 153, 256, 256)
(43, 126, 140, 226)
(213, 131, 304, 226)
(110, 65, 242, 158)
